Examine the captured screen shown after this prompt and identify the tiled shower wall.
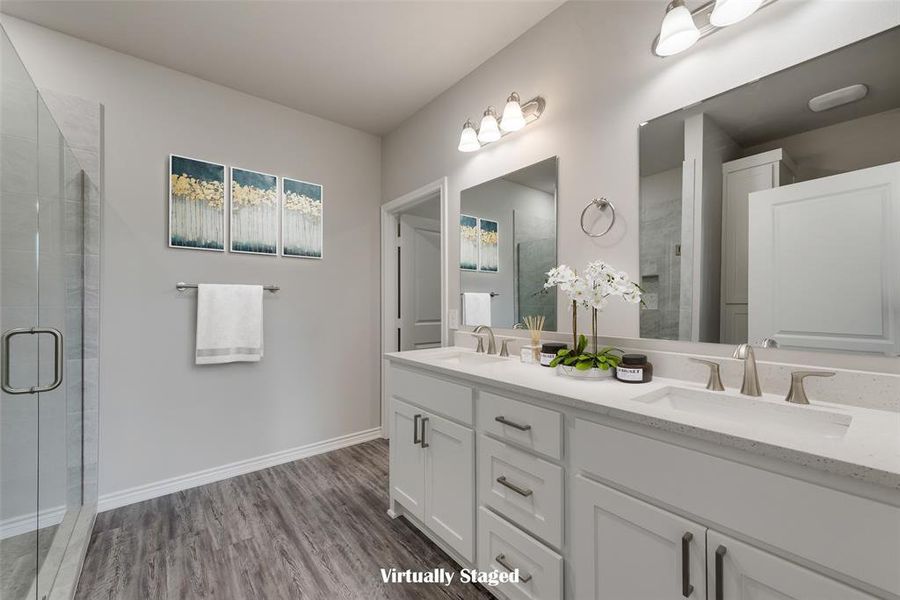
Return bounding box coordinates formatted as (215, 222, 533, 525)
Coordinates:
(639, 167, 682, 340)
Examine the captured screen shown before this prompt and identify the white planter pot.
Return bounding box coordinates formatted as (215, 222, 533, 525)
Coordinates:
(556, 365, 615, 379)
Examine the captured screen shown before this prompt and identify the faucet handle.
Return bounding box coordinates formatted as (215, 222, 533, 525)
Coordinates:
(498, 338, 512, 357)
(690, 358, 725, 391)
(472, 334, 486, 353)
(785, 370, 835, 405)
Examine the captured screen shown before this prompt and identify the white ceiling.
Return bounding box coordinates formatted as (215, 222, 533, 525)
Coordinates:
(0, 0, 563, 135)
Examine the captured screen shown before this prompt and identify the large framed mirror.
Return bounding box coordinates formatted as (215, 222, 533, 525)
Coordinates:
(459, 157, 558, 330)
(639, 27, 900, 356)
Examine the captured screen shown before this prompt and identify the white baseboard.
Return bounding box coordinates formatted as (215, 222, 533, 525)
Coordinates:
(0, 505, 67, 540)
(98, 427, 382, 513)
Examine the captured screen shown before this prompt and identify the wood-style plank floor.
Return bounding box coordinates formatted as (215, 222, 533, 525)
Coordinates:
(75, 439, 493, 599)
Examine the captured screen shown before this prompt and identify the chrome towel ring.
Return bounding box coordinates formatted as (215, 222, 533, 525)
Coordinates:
(580, 197, 616, 237)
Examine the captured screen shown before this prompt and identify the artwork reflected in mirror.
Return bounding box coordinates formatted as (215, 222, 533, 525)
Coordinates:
(459, 157, 558, 330)
(639, 27, 900, 355)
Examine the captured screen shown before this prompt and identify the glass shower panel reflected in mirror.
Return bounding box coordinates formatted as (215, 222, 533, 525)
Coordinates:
(1, 25, 89, 600)
(459, 157, 558, 330)
(638, 26, 900, 354)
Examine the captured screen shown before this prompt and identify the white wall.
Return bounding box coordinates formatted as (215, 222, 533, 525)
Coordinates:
(460, 178, 554, 327)
(2, 16, 382, 500)
(382, 0, 900, 341)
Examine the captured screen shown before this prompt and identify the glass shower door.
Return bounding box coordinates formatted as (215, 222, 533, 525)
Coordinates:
(1, 28, 42, 600)
(1, 27, 85, 600)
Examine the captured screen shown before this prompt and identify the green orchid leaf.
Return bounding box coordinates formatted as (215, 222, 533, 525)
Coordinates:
(549, 356, 562, 367)
(576, 360, 593, 371)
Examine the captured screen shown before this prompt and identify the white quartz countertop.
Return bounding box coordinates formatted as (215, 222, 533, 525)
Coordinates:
(385, 347, 900, 490)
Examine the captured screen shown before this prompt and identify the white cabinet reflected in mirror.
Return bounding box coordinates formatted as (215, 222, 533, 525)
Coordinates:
(459, 157, 558, 330)
(639, 27, 900, 355)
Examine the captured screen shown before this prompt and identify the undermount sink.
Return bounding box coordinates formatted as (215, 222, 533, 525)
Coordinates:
(632, 386, 853, 439)
(432, 350, 508, 366)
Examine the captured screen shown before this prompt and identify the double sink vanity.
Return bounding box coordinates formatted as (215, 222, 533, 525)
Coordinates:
(384, 344, 900, 600)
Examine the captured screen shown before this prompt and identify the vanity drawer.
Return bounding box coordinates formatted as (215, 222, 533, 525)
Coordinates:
(389, 365, 473, 425)
(478, 391, 562, 459)
(573, 418, 900, 596)
(478, 507, 563, 600)
(479, 435, 564, 548)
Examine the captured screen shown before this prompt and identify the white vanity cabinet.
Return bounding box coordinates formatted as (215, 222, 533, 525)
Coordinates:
(388, 366, 475, 562)
(386, 356, 899, 600)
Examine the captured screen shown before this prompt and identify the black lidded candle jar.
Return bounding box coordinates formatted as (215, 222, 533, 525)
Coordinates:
(540, 342, 568, 367)
(615, 354, 653, 383)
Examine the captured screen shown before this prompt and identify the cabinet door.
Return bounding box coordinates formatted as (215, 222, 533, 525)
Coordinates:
(573, 475, 707, 599)
(707, 531, 878, 600)
(423, 412, 474, 561)
(390, 398, 425, 520)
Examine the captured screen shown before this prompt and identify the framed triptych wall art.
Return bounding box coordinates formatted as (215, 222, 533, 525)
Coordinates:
(168, 155, 324, 259)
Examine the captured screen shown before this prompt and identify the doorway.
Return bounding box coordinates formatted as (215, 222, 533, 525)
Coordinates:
(380, 178, 448, 437)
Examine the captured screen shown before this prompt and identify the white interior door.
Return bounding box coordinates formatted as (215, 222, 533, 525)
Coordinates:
(748, 161, 900, 355)
(399, 214, 442, 350)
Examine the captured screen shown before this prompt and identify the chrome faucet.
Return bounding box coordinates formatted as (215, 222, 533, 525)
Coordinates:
(732, 343, 762, 397)
(473, 325, 497, 355)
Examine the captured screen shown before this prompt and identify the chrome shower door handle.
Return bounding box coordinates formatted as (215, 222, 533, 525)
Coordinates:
(2, 327, 64, 395)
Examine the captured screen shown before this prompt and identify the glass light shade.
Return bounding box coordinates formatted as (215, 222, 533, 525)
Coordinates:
(457, 120, 481, 152)
(710, 0, 763, 27)
(478, 108, 501, 143)
(655, 0, 700, 56)
(500, 93, 526, 132)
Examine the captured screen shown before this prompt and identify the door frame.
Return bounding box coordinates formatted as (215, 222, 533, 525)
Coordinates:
(380, 177, 449, 438)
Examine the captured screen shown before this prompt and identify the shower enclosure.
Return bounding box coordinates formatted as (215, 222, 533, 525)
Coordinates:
(1, 27, 98, 599)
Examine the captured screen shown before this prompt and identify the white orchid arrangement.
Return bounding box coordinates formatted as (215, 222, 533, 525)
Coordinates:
(544, 261, 642, 371)
(545, 260, 642, 309)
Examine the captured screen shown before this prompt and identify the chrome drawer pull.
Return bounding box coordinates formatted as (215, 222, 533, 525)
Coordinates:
(496, 554, 532, 583)
(495, 416, 531, 431)
(497, 476, 533, 497)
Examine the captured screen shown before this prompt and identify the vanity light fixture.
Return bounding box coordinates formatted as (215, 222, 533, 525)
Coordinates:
(500, 92, 526, 132)
(652, 0, 777, 57)
(458, 119, 481, 152)
(709, 0, 763, 27)
(478, 107, 502, 143)
(655, 0, 700, 57)
(457, 92, 546, 152)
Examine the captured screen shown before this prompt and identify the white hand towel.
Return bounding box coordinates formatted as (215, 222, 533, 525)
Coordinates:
(463, 292, 491, 326)
(195, 284, 264, 364)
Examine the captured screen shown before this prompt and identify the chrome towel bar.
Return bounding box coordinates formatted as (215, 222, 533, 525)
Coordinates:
(176, 281, 280, 292)
(460, 292, 500, 297)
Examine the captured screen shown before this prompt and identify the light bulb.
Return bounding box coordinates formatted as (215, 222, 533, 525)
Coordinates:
(710, 0, 763, 27)
(477, 107, 501, 144)
(655, 0, 700, 57)
(457, 119, 481, 152)
(500, 92, 526, 132)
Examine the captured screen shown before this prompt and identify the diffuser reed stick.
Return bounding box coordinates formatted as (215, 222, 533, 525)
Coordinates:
(523, 315, 545, 362)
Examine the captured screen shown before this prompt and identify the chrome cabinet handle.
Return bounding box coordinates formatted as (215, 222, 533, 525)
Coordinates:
(2, 327, 63, 395)
(495, 553, 532, 583)
(420, 417, 429, 448)
(681, 532, 693, 597)
(715, 545, 727, 600)
(495, 416, 531, 431)
(496, 476, 533, 497)
(413, 414, 422, 445)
